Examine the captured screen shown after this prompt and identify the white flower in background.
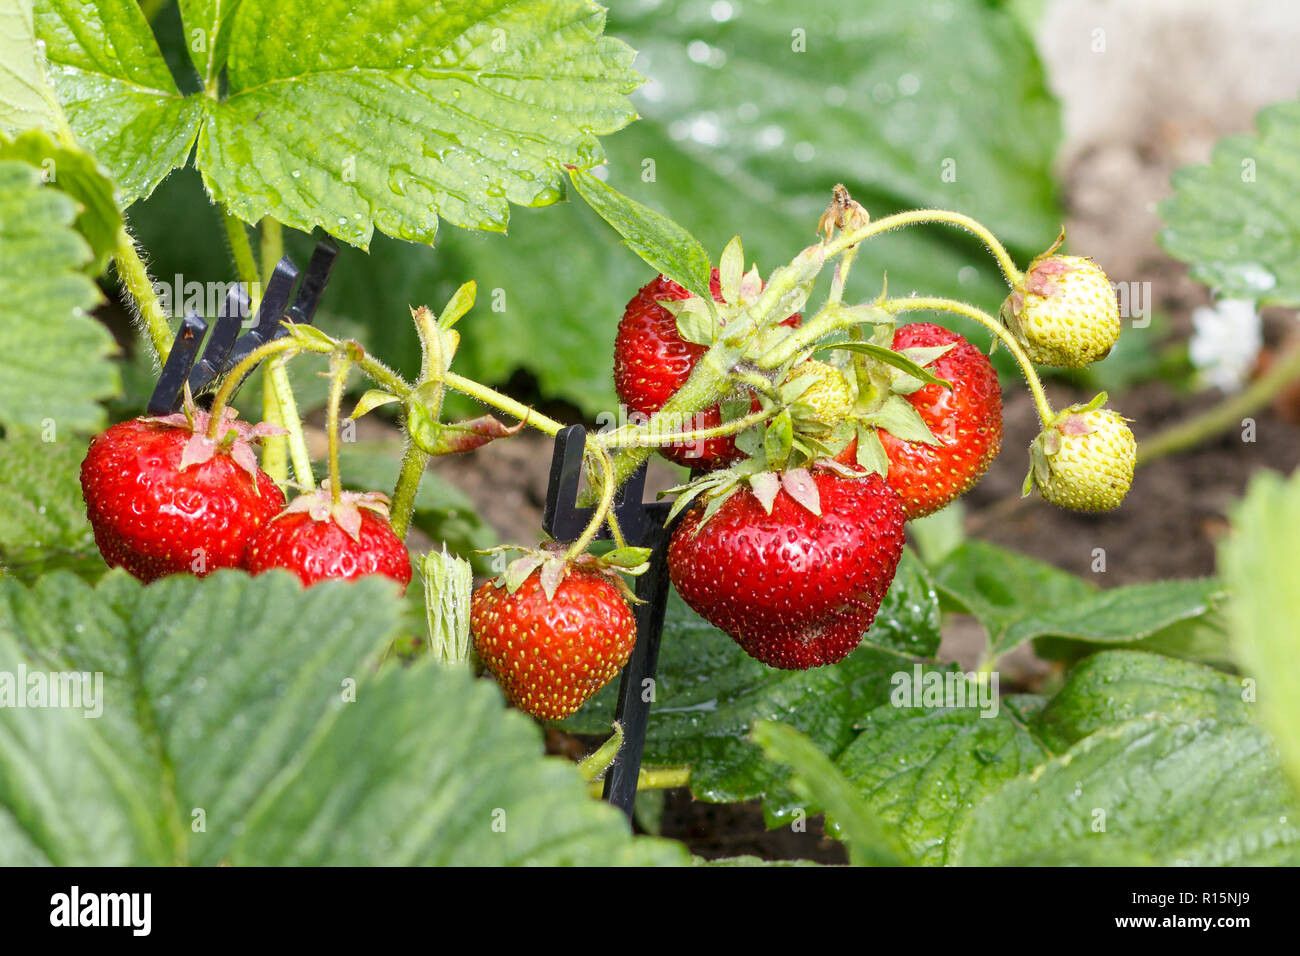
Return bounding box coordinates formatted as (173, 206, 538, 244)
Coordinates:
(1188, 298, 1262, 392)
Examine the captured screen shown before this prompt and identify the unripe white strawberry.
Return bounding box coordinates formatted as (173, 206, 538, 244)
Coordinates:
(1024, 400, 1136, 512)
(1002, 253, 1120, 368)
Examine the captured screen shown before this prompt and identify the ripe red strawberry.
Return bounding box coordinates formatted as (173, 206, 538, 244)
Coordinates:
(80, 406, 285, 583)
(471, 561, 637, 720)
(668, 470, 905, 669)
(613, 270, 799, 469)
(243, 485, 412, 590)
(875, 323, 1002, 518)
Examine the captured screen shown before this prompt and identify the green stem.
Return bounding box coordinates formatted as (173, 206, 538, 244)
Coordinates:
(113, 224, 172, 364)
(565, 445, 616, 561)
(222, 211, 260, 296)
(881, 296, 1055, 426)
(443, 372, 565, 436)
(830, 209, 1023, 286)
(261, 372, 288, 483)
(585, 766, 690, 798)
(578, 723, 625, 783)
(259, 217, 284, 284)
(206, 337, 310, 439)
(268, 357, 315, 490)
(1137, 338, 1300, 466)
(325, 353, 352, 505)
(596, 406, 772, 450)
(827, 242, 860, 306)
(392, 308, 446, 540)
(826, 209, 1024, 287)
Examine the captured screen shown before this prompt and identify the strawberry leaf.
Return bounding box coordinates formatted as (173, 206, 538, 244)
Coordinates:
(818, 342, 953, 390)
(349, 389, 401, 421)
(0, 571, 685, 864)
(867, 394, 942, 447)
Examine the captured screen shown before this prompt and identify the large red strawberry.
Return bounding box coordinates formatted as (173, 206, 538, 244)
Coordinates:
(668, 470, 905, 669)
(613, 270, 798, 469)
(80, 405, 285, 582)
(874, 323, 1002, 518)
(243, 484, 412, 590)
(471, 558, 637, 720)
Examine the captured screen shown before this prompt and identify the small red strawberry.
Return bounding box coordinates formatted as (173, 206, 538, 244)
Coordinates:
(80, 402, 285, 583)
(668, 469, 905, 669)
(874, 323, 1002, 518)
(613, 268, 799, 469)
(242, 484, 412, 590)
(471, 553, 638, 720)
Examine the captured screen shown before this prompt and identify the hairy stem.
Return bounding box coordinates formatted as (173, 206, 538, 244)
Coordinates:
(565, 444, 616, 561)
(268, 356, 315, 490)
(826, 209, 1024, 287)
(260, 374, 288, 483)
(1137, 338, 1300, 466)
(325, 353, 352, 505)
(259, 217, 284, 283)
(205, 337, 309, 439)
(596, 406, 772, 450)
(222, 211, 260, 295)
(443, 372, 565, 436)
(392, 308, 446, 540)
(113, 225, 172, 364)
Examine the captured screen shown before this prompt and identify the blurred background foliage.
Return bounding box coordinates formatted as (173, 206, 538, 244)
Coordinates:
(125, 0, 1064, 417)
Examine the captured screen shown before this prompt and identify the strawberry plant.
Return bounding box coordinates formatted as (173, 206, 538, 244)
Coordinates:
(0, 0, 1298, 877)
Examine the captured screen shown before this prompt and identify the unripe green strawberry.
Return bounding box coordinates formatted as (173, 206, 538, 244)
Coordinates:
(1025, 402, 1136, 512)
(1002, 254, 1120, 368)
(788, 359, 854, 422)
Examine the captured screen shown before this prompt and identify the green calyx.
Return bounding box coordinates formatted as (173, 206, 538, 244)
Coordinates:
(478, 542, 651, 603)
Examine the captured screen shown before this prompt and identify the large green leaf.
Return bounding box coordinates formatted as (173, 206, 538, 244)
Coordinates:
(835, 692, 1049, 865)
(1221, 468, 1300, 795)
(1033, 650, 1251, 754)
(952, 717, 1300, 866)
(562, 550, 942, 817)
(932, 541, 1225, 658)
(0, 158, 118, 435)
(34, 0, 641, 241)
(0, 436, 101, 583)
(1159, 99, 1300, 305)
(0, 570, 685, 865)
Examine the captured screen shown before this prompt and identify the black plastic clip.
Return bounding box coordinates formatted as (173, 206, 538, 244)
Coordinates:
(146, 240, 339, 415)
(541, 425, 676, 820)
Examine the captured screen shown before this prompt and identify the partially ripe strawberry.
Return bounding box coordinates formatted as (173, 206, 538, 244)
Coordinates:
(668, 470, 905, 669)
(471, 561, 637, 720)
(1026, 403, 1136, 512)
(80, 406, 285, 582)
(789, 359, 854, 423)
(613, 269, 799, 468)
(876, 323, 1002, 519)
(1002, 254, 1120, 368)
(243, 485, 412, 590)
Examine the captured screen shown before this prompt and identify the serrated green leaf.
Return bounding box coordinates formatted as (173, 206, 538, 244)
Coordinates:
(1034, 650, 1251, 754)
(932, 541, 1224, 658)
(0, 436, 101, 583)
(837, 692, 1049, 865)
(198, 0, 640, 247)
(952, 717, 1300, 866)
(559, 552, 941, 816)
(348, 388, 400, 420)
(1159, 99, 1300, 305)
(569, 165, 712, 303)
(1221, 468, 1300, 795)
(752, 720, 908, 866)
(178, 0, 239, 86)
(0, 159, 118, 435)
(0, 570, 685, 865)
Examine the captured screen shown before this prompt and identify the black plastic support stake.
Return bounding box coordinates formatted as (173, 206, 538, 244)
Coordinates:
(186, 285, 247, 395)
(147, 313, 208, 414)
(541, 424, 672, 821)
(284, 241, 338, 326)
